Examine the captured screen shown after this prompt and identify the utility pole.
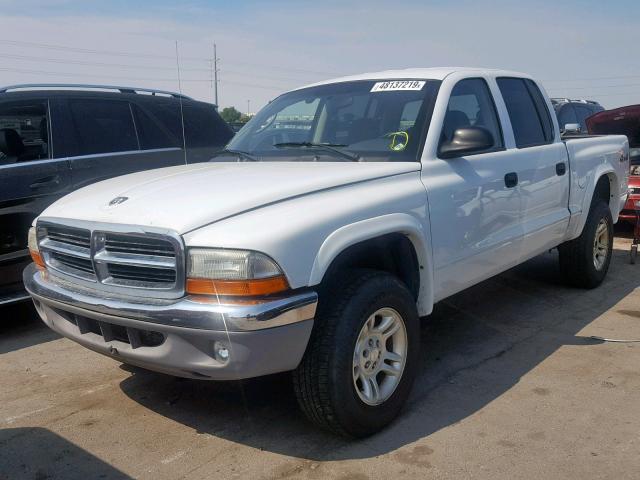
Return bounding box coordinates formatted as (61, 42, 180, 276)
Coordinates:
(247, 99, 250, 116)
(212, 42, 219, 108)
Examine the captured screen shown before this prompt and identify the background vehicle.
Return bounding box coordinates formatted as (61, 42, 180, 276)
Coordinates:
(0, 84, 233, 305)
(552, 98, 604, 134)
(586, 104, 640, 224)
(25, 68, 629, 437)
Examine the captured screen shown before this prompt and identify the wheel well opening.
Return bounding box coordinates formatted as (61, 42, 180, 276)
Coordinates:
(320, 233, 421, 300)
(594, 175, 611, 205)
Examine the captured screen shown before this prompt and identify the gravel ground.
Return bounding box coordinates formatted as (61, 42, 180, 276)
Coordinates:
(1, 232, 639, 480)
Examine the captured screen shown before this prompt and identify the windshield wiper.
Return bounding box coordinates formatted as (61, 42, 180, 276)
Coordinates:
(212, 148, 258, 162)
(273, 142, 360, 161)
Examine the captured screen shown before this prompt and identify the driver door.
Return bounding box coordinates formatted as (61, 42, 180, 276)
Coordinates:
(421, 78, 523, 301)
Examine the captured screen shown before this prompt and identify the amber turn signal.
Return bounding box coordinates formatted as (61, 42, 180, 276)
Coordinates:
(30, 249, 46, 270)
(186, 275, 289, 297)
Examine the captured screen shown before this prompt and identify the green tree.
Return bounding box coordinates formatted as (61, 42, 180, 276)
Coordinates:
(220, 106, 242, 123)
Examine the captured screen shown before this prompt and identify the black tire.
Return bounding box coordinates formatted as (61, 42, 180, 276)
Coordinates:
(559, 200, 613, 288)
(292, 269, 420, 438)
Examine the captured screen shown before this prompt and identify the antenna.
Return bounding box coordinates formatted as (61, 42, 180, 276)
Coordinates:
(174, 41, 188, 166)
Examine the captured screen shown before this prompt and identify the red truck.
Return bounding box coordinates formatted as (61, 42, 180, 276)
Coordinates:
(587, 105, 640, 223)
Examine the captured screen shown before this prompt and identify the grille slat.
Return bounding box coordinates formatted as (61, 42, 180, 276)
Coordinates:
(50, 252, 94, 273)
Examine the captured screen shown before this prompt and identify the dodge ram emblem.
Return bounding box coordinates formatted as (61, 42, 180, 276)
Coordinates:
(108, 196, 129, 206)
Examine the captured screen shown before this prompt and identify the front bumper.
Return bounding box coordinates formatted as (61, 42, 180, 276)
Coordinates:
(24, 264, 317, 380)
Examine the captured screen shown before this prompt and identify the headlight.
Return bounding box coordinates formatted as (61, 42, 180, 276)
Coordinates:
(28, 226, 45, 269)
(186, 248, 289, 297)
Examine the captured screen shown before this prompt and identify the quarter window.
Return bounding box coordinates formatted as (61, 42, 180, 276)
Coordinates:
(497, 78, 553, 148)
(439, 78, 503, 154)
(69, 99, 138, 155)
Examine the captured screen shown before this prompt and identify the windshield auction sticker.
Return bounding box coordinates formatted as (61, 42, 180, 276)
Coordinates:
(371, 80, 426, 92)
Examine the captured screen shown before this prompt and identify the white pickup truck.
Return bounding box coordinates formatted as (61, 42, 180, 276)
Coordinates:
(24, 68, 629, 437)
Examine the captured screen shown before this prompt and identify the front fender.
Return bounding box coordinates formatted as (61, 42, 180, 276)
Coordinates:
(309, 213, 434, 316)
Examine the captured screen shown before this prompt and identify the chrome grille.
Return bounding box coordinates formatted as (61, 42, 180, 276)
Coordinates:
(37, 221, 184, 298)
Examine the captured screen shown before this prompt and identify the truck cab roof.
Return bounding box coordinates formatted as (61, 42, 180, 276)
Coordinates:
(299, 67, 533, 90)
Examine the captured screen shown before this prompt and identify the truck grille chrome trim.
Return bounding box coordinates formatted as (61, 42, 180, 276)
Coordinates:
(36, 219, 185, 299)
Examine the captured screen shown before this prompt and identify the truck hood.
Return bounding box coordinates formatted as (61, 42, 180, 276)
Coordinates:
(42, 162, 420, 233)
(586, 104, 640, 148)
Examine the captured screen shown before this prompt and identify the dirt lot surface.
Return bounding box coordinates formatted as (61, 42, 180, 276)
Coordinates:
(2, 233, 639, 480)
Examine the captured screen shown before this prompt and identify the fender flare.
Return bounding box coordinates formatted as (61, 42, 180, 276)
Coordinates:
(308, 213, 434, 316)
(569, 167, 619, 240)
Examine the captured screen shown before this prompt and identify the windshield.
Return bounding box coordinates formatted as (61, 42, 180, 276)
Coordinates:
(223, 79, 440, 162)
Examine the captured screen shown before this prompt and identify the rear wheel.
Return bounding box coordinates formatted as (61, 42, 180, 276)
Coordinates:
(559, 201, 613, 288)
(293, 270, 419, 438)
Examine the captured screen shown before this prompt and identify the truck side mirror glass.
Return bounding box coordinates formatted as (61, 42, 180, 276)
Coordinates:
(439, 127, 494, 159)
(563, 123, 581, 134)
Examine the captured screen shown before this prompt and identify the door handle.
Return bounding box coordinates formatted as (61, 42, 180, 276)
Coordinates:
(504, 172, 518, 188)
(556, 162, 567, 176)
(30, 175, 60, 190)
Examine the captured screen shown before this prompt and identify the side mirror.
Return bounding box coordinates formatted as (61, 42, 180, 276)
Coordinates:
(563, 123, 581, 134)
(440, 127, 494, 159)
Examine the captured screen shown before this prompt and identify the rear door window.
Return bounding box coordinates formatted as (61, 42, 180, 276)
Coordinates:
(497, 78, 552, 148)
(0, 100, 50, 164)
(69, 99, 139, 155)
(132, 104, 180, 150)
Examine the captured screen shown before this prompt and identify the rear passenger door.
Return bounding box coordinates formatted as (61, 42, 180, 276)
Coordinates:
(496, 78, 570, 257)
(0, 98, 71, 293)
(57, 97, 184, 190)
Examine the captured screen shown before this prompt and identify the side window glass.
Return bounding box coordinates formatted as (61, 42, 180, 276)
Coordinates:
(440, 78, 503, 152)
(524, 80, 554, 141)
(497, 78, 549, 148)
(574, 105, 593, 132)
(183, 103, 234, 148)
(132, 104, 180, 150)
(0, 100, 50, 164)
(69, 99, 138, 155)
(558, 105, 578, 130)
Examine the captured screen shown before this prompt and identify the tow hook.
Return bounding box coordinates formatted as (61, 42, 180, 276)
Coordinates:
(109, 346, 118, 356)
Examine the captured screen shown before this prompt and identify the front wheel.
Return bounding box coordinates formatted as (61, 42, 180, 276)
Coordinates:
(293, 270, 420, 438)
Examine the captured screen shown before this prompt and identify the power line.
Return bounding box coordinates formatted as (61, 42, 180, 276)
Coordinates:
(0, 66, 288, 91)
(0, 38, 341, 76)
(543, 74, 640, 83)
(0, 52, 305, 85)
(548, 82, 640, 91)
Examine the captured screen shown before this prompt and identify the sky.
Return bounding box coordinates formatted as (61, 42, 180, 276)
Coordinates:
(0, 0, 638, 112)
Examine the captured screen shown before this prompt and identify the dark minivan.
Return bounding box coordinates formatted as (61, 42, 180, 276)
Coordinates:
(0, 84, 233, 304)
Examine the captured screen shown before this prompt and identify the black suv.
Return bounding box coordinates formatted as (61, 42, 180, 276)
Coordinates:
(551, 98, 604, 134)
(0, 84, 233, 304)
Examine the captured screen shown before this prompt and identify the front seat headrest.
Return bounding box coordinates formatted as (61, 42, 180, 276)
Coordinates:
(443, 110, 471, 141)
(0, 128, 25, 156)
